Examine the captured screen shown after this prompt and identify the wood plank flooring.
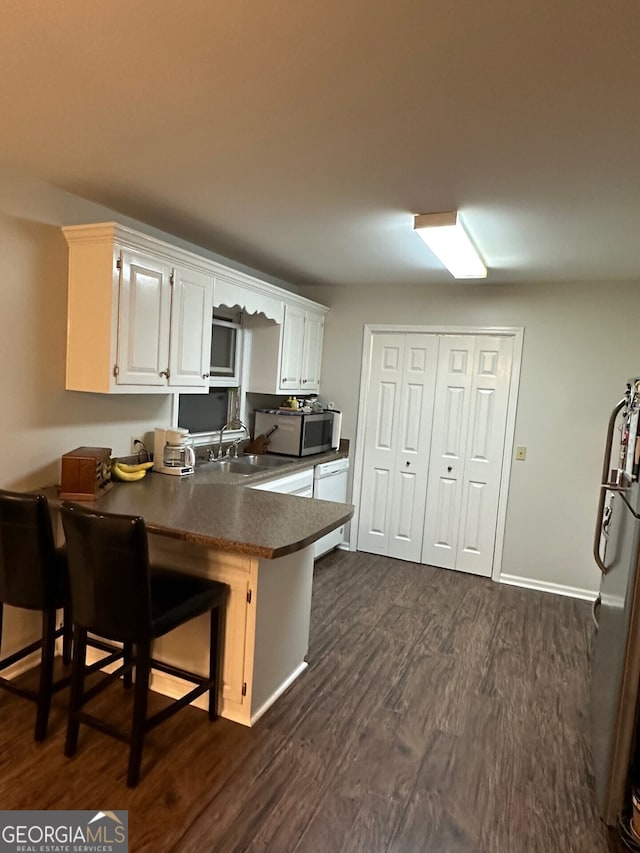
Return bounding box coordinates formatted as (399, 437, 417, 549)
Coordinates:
(0, 551, 628, 852)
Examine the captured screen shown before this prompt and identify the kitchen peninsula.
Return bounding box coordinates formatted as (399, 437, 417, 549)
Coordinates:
(52, 465, 353, 727)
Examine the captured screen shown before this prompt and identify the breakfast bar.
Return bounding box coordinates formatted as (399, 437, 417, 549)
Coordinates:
(56, 467, 353, 727)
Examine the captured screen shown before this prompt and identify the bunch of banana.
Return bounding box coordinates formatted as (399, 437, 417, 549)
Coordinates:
(111, 459, 154, 482)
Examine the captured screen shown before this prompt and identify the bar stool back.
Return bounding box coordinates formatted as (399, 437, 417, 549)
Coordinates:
(0, 489, 72, 740)
(60, 502, 227, 787)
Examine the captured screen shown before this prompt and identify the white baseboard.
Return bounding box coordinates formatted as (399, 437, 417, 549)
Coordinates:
(249, 661, 307, 726)
(149, 660, 308, 728)
(499, 573, 598, 602)
(0, 649, 42, 680)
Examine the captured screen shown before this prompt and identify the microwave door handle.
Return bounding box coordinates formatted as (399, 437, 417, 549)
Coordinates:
(593, 397, 626, 574)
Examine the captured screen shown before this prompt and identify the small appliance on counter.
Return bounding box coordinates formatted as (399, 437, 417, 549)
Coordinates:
(254, 408, 341, 457)
(153, 428, 195, 476)
(60, 446, 113, 501)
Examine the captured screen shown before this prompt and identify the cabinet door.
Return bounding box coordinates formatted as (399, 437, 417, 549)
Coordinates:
(116, 249, 172, 386)
(279, 304, 306, 390)
(168, 265, 213, 389)
(214, 568, 251, 708)
(301, 311, 324, 392)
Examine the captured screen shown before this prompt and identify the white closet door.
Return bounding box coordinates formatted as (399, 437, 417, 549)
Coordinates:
(421, 336, 476, 570)
(421, 334, 514, 577)
(456, 335, 514, 576)
(357, 333, 438, 561)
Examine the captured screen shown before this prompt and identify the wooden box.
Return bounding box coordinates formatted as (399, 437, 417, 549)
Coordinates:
(60, 446, 113, 501)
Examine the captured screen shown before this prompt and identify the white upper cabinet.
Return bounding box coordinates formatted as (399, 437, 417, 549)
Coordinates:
(63, 222, 327, 396)
(116, 249, 172, 387)
(64, 223, 213, 394)
(300, 309, 324, 392)
(246, 303, 326, 394)
(279, 304, 307, 391)
(169, 265, 214, 388)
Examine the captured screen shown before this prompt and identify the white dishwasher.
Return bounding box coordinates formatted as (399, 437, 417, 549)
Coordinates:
(313, 457, 349, 559)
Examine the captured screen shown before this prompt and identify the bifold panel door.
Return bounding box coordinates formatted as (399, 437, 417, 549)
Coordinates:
(358, 331, 515, 577)
(356, 333, 438, 562)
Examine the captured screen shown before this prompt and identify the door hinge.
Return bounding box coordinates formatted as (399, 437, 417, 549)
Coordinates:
(170, 272, 174, 285)
(246, 589, 252, 604)
(242, 682, 247, 696)
(116, 257, 122, 270)
(113, 364, 119, 378)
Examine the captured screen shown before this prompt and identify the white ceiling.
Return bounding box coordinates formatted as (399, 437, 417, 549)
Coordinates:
(2, 0, 639, 287)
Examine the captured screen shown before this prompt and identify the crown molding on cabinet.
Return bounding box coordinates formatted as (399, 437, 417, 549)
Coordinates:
(63, 221, 328, 326)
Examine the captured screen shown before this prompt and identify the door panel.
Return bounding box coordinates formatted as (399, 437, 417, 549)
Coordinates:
(422, 336, 476, 567)
(357, 333, 438, 561)
(427, 475, 458, 566)
(456, 336, 513, 576)
(370, 468, 391, 537)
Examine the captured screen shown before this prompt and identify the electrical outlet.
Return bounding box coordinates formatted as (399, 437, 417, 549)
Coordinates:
(130, 435, 144, 455)
(515, 446, 527, 461)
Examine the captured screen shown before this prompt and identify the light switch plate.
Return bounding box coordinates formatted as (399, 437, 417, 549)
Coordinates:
(516, 446, 527, 461)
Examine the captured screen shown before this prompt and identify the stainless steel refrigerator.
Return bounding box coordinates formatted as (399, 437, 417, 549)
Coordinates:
(591, 378, 640, 826)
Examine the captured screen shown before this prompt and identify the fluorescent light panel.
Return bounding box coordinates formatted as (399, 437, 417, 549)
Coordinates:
(414, 211, 487, 279)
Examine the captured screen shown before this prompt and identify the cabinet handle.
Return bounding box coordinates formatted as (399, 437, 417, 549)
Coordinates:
(159, 369, 169, 378)
(202, 373, 210, 379)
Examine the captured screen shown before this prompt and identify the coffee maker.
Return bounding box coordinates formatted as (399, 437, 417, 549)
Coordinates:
(153, 428, 195, 476)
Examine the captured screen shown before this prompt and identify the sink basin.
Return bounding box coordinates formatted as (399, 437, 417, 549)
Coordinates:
(206, 454, 294, 476)
(235, 454, 293, 469)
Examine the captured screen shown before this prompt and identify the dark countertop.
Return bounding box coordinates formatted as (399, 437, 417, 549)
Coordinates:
(47, 450, 353, 560)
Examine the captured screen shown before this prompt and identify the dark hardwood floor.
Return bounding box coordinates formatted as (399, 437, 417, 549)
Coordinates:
(0, 551, 629, 852)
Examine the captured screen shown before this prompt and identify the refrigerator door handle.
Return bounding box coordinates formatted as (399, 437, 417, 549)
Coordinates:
(594, 397, 627, 574)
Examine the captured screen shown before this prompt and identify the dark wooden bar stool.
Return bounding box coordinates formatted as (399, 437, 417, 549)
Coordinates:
(0, 488, 73, 741)
(60, 502, 227, 787)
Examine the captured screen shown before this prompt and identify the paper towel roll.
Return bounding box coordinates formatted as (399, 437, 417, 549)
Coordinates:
(330, 410, 342, 450)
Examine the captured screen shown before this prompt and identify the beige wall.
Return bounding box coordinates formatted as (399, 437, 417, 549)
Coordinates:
(0, 169, 178, 492)
(302, 280, 640, 596)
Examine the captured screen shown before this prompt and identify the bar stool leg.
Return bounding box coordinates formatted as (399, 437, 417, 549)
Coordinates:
(65, 626, 87, 757)
(34, 608, 56, 741)
(127, 641, 151, 788)
(62, 604, 72, 665)
(123, 642, 133, 689)
(208, 605, 223, 721)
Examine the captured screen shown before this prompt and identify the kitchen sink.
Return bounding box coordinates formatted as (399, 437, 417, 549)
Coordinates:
(207, 454, 294, 475)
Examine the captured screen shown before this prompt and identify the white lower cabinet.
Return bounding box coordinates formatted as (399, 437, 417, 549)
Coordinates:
(146, 534, 314, 727)
(250, 468, 314, 497)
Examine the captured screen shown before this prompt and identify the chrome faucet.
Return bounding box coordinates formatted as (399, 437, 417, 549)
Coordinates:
(216, 418, 249, 459)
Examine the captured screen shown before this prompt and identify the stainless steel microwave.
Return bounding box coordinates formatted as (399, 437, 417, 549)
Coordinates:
(254, 409, 337, 457)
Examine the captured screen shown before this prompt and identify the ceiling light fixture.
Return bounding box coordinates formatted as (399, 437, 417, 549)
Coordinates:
(413, 211, 487, 279)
